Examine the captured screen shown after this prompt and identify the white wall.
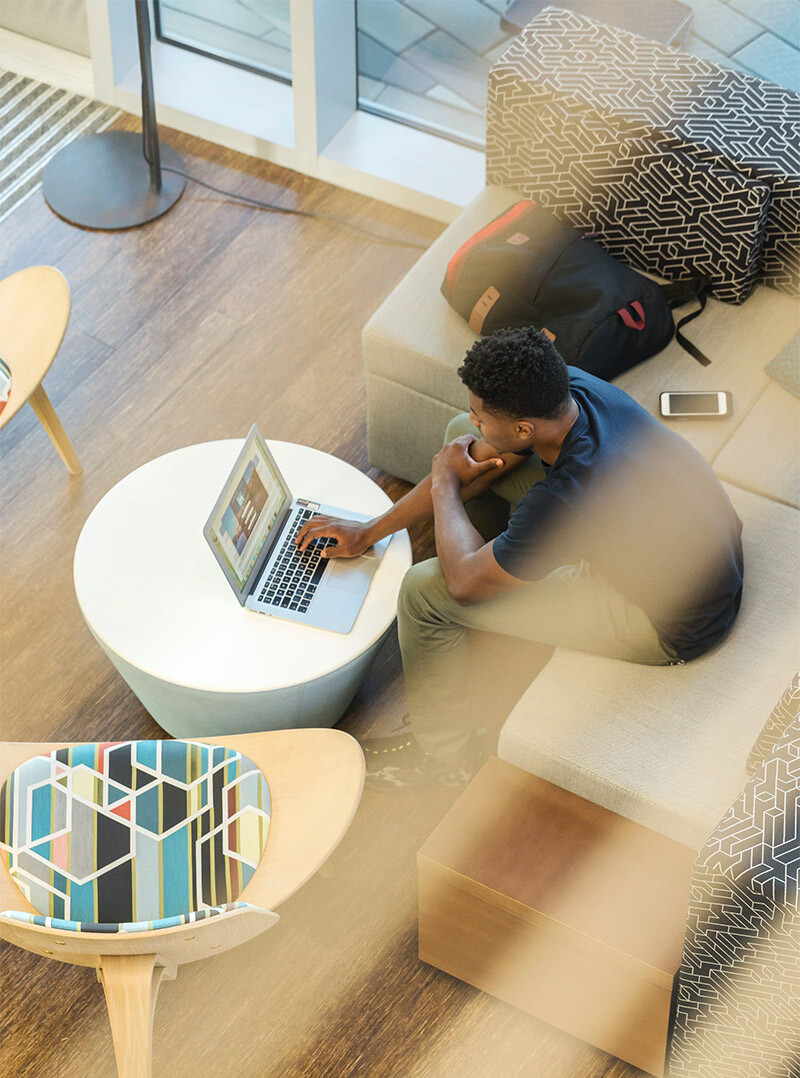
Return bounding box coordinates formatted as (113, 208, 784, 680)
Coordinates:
(0, 0, 90, 57)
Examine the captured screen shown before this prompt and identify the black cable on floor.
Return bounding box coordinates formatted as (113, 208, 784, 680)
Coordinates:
(144, 150, 431, 250)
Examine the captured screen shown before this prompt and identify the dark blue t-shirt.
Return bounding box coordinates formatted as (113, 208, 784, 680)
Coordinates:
(492, 369, 743, 660)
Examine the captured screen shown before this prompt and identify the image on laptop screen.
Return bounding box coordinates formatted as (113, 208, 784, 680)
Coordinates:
(207, 431, 289, 593)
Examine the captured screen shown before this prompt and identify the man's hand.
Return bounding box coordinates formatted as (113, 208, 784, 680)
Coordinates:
(295, 515, 376, 559)
(432, 435, 504, 489)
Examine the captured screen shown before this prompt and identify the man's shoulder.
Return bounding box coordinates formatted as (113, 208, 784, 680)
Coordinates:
(566, 368, 721, 479)
(567, 366, 632, 404)
(567, 367, 657, 428)
(566, 366, 607, 390)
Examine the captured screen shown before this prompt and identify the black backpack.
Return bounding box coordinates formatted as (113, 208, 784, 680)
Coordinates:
(441, 200, 709, 378)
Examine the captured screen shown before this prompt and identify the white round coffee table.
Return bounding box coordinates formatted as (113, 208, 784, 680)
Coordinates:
(74, 439, 412, 738)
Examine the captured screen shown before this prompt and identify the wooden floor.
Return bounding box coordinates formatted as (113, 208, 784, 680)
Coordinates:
(0, 116, 644, 1078)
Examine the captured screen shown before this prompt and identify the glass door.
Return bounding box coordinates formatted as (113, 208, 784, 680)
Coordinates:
(154, 0, 292, 82)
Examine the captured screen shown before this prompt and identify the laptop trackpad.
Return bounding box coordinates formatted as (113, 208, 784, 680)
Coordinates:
(325, 557, 374, 594)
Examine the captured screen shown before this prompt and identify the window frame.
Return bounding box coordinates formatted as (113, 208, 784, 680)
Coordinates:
(83, 0, 485, 222)
(151, 0, 293, 86)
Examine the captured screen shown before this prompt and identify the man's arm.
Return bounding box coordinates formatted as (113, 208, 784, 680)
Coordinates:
(431, 446, 524, 605)
(296, 436, 525, 557)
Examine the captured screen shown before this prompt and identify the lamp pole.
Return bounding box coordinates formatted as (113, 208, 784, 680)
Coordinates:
(42, 0, 186, 230)
(135, 0, 162, 191)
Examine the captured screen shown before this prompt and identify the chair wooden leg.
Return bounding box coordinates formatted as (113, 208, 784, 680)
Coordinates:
(99, 954, 169, 1078)
(28, 383, 82, 475)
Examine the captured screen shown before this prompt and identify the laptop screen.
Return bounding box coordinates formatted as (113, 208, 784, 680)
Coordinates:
(205, 428, 289, 594)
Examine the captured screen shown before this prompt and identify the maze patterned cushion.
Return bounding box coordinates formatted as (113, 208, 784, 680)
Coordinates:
(486, 7, 800, 299)
(0, 901, 255, 934)
(0, 741, 270, 925)
(668, 717, 800, 1075)
(746, 671, 800, 776)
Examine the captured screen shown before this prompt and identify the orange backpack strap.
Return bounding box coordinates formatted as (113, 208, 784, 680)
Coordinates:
(444, 200, 536, 297)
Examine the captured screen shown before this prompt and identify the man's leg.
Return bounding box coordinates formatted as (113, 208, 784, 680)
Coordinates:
(392, 412, 561, 769)
(399, 557, 674, 765)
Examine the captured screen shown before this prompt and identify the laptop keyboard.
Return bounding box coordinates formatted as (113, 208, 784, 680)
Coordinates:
(257, 508, 336, 613)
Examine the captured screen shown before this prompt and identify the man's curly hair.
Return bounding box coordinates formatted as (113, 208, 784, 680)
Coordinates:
(457, 328, 570, 420)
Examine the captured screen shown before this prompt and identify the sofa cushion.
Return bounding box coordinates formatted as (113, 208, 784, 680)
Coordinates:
(364, 185, 522, 411)
(714, 382, 800, 508)
(614, 289, 799, 464)
(765, 329, 800, 399)
(497, 485, 800, 849)
(611, 151, 771, 303)
(668, 714, 800, 1077)
(488, 92, 772, 303)
(486, 5, 800, 296)
(363, 185, 800, 473)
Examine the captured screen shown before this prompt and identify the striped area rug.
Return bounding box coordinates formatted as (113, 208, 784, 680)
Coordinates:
(0, 67, 121, 225)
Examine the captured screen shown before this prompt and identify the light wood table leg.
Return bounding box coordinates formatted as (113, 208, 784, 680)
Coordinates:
(28, 383, 82, 475)
(99, 954, 169, 1078)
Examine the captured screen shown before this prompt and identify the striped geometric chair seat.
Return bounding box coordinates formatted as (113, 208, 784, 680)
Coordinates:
(0, 740, 271, 933)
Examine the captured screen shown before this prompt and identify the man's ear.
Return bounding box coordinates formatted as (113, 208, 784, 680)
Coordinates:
(515, 420, 535, 442)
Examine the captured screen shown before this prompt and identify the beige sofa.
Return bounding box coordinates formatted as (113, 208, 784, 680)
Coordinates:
(362, 181, 800, 850)
(363, 23, 800, 1073)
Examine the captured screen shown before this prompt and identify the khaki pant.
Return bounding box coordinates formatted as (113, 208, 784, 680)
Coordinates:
(398, 414, 675, 764)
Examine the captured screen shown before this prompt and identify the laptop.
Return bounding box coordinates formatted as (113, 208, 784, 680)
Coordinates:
(203, 425, 389, 633)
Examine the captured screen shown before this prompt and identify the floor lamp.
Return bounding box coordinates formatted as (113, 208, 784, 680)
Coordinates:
(42, 0, 186, 229)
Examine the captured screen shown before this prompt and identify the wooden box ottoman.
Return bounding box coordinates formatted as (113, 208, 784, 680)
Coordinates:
(417, 757, 697, 1076)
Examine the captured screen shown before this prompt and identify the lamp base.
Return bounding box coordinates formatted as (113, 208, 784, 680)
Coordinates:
(42, 130, 186, 230)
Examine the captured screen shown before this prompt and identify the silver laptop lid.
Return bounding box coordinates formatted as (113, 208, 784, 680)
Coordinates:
(203, 425, 294, 605)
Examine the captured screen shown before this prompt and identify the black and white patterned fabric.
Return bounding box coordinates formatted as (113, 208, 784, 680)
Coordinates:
(486, 7, 800, 302)
(747, 671, 800, 776)
(667, 714, 800, 1077)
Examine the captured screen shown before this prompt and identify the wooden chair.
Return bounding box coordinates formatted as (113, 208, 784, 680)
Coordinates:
(0, 265, 82, 474)
(0, 729, 365, 1078)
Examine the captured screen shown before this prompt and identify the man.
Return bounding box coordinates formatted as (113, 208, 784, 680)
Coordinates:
(296, 329, 744, 789)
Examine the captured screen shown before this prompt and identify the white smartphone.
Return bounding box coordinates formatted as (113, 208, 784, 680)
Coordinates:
(659, 391, 732, 418)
